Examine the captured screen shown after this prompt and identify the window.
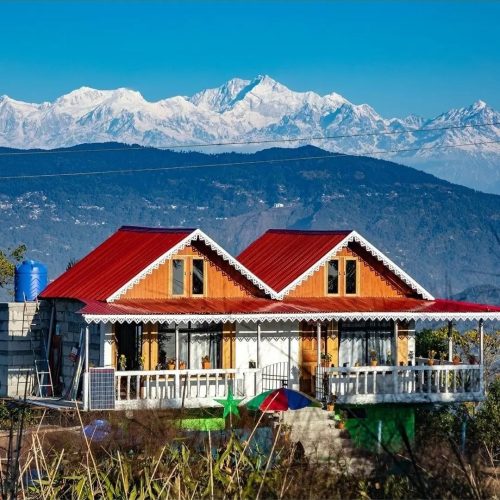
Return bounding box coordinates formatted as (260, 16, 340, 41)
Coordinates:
(345, 259, 357, 294)
(327, 259, 339, 294)
(192, 259, 204, 295)
(172, 259, 185, 295)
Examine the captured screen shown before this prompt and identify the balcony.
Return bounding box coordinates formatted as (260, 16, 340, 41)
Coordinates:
(316, 362, 484, 404)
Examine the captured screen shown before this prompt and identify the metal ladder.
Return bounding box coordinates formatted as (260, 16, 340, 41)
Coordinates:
(24, 298, 54, 397)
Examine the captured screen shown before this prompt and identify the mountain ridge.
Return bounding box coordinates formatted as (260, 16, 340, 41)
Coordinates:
(1, 75, 499, 193)
(0, 144, 498, 303)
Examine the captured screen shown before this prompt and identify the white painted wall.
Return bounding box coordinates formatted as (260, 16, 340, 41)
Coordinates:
(100, 323, 114, 367)
(236, 321, 300, 390)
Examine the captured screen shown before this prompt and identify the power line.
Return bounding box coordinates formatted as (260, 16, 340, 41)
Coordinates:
(0, 121, 498, 158)
(0, 138, 498, 181)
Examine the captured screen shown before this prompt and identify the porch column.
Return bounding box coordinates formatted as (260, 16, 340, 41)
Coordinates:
(174, 323, 180, 398)
(256, 322, 262, 394)
(447, 321, 453, 362)
(82, 324, 90, 411)
(316, 321, 321, 368)
(256, 321, 261, 368)
(479, 319, 484, 394)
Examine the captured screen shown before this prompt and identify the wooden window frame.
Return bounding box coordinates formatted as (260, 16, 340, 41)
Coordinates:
(171, 257, 188, 297)
(344, 257, 359, 296)
(325, 259, 340, 296)
(191, 258, 207, 297)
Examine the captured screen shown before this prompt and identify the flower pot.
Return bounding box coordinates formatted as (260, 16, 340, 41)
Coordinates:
(336, 421, 345, 430)
(370, 360, 378, 367)
(202, 361, 211, 369)
(326, 404, 334, 412)
(321, 361, 330, 368)
(452, 357, 461, 365)
(427, 359, 435, 366)
(179, 362, 186, 370)
(167, 363, 175, 370)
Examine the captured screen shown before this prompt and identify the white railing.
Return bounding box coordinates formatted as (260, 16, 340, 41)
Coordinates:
(316, 364, 483, 404)
(114, 368, 261, 407)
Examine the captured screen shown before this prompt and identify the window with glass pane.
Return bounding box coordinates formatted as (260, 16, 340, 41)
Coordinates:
(327, 260, 339, 294)
(172, 259, 184, 295)
(345, 260, 357, 294)
(192, 259, 204, 295)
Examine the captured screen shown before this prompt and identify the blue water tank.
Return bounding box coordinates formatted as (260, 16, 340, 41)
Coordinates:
(14, 260, 48, 302)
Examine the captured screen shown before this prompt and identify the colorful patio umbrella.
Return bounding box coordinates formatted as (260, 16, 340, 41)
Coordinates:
(246, 387, 322, 412)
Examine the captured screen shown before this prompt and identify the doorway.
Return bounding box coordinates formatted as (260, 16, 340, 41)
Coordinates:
(115, 323, 143, 370)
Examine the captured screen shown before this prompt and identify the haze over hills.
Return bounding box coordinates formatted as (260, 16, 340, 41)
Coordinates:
(1, 75, 499, 193)
(0, 144, 499, 303)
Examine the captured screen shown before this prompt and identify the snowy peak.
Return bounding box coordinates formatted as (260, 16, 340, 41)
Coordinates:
(0, 75, 499, 193)
(189, 77, 250, 111)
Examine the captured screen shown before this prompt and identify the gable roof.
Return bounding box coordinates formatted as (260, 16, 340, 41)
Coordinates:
(40, 226, 278, 302)
(40, 227, 195, 301)
(237, 229, 434, 300)
(238, 229, 351, 292)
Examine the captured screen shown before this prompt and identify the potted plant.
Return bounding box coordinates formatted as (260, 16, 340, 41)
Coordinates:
(333, 411, 346, 429)
(386, 350, 393, 365)
(118, 354, 127, 371)
(167, 358, 176, 370)
(249, 360, 256, 369)
(427, 350, 437, 366)
(370, 350, 378, 366)
(452, 354, 461, 365)
(179, 360, 186, 370)
(201, 355, 211, 369)
(326, 395, 336, 412)
(138, 355, 145, 370)
(321, 353, 332, 368)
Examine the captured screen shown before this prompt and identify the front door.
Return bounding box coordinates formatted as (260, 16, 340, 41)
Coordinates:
(299, 322, 328, 394)
(115, 323, 142, 370)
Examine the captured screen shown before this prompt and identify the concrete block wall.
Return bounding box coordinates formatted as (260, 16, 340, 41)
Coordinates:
(54, 300, 100, 393)
(0, 299, 101, 399)
(0, 301, 50, 397)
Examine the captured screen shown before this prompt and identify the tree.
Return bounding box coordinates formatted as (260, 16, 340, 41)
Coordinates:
(0, 244, 27, 290)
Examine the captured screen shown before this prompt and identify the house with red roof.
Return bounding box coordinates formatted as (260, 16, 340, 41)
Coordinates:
(33, 226, 500, 411)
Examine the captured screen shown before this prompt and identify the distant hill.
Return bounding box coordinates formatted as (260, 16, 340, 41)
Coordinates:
(1, 75, 499, 193)
(0, 144, 499, 301)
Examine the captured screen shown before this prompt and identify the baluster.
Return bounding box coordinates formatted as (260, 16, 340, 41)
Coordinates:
(452, 369, 457, 393)
(155, 374, 159, 400)
(461, 369, 466, 393)
(420, 368, 425, 393)
(427, 368, 432, 393)
(215, 371, 219, 397)
(145, 375, 150, 400)
(393, 367, 398, 395)
(206, 372, 210, 398)
(373, 370, 377, 394)
(355, 371, 359, 395)
(116, 375, 121, 400)
(444, 368, 449, 394)
(126, 376, 131, 400)
(364, 370, 368, 394)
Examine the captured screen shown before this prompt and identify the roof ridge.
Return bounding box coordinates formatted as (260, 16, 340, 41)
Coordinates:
(265, 228, 352, 235)
(119, 226, 196, 233)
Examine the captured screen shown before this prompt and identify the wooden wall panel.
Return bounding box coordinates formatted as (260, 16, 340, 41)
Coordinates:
(326, 320, 339, 367)
(123, 244, 254, 299)
(222, 322, 236, 369)
(287, 245, 407, 298)
(142, 323, 159, 370)
(396, 320, 410, 365)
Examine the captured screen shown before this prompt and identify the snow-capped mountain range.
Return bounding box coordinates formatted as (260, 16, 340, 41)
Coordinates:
(1, 75, 499, 193)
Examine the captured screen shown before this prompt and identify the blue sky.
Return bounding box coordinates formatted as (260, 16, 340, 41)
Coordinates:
(1, 1, 499, 117)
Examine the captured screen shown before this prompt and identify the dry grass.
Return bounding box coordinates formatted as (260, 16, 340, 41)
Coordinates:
(0, 403, 497, 499)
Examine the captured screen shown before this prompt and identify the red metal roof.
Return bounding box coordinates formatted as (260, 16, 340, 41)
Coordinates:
(40, 226, 194, 301)
(237, 229, 352, 292)
(79, 297, 500, 317)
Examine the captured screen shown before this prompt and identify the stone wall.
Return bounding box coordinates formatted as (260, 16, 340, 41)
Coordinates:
(53, 299, 100, 393)
(0, 299, 101, 399)
(0, 301, 50, 397)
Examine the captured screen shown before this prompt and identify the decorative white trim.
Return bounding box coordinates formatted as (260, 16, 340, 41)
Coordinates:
(83, 310, 500, 325)
(107, 229, 279, 302)
(276, 230, 434, 300)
